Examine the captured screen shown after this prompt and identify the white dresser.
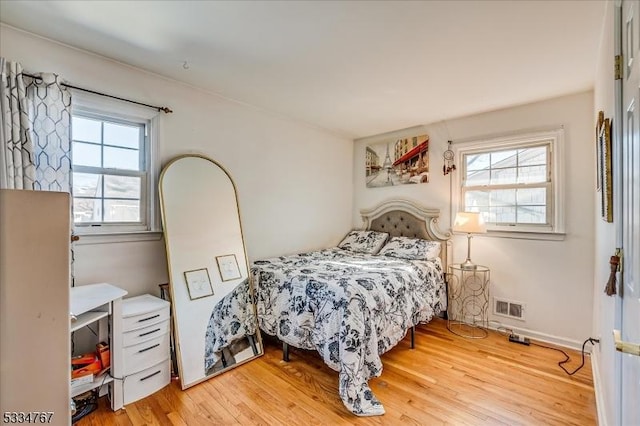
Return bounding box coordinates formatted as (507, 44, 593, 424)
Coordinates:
(121, 295, 171, 404)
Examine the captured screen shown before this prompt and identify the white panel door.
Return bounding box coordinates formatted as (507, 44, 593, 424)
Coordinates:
(620, 1, 640, 425)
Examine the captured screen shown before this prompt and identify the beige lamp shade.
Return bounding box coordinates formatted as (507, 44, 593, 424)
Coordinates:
(453, 212, 486, 270)
(453, 212, 487, 234)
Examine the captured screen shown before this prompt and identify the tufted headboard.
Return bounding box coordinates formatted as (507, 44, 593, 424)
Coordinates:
(360, 199, 452, 270)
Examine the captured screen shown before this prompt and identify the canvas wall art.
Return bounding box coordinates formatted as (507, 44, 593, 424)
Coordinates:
(366, 134, 430, 188)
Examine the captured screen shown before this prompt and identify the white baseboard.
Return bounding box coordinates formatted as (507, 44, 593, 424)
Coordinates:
(590, 349, 608, 426)
(487, 323, 586, 351)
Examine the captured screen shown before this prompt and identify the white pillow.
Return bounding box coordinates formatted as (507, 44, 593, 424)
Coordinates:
(378, 236, 441, 260)
(338, 230, 389, 254)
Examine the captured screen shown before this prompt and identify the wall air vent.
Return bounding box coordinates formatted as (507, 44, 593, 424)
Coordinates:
(493, 298, 525, 320)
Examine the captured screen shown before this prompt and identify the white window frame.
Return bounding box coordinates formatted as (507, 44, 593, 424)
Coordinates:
(71, 91, 161, 241)
(454, 128, 565, 240)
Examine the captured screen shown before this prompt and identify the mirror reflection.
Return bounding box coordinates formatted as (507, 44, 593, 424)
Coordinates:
(159, 154, 262, 388)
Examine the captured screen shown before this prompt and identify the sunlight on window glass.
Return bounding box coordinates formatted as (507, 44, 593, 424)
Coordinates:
(517, 206, 546, 224)
(73, 198, 101, 223)
(72, 142, 101, 167)
(466, 170, 490, 186)
(104, 175, 141, 199)
(465, 191, 489, 208)
(516, 188, 546, 205)
(490, 189, 516, 207)
(71, 111, 149, 229)
(518, 146, 547, 166)
(104, 122, 140, 149)
(491, 206, 516, 223)
(517, 165, 547, 184)
(72, 116, 101, 143)
(104, 146, 140, 170)
(490, 150, 517, 167)
(104, 199, 140, 222)
(73, 172, 102, 197)
(490, 167, 517, 185)
(460, 133, 557, 230)
(466, 153, 490, 171)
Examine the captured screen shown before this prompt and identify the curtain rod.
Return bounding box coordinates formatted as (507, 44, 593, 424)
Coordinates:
(22, 72, 173, 114)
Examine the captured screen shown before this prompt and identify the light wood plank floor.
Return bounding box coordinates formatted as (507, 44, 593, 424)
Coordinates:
(78, 319, 596, 425)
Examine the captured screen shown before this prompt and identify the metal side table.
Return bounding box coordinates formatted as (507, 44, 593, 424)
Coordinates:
(447, 264, 490, 339)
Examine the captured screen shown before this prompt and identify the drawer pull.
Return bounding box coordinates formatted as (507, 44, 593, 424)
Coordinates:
(138, 314, 160, 323)
(140, 370, 161, 381)
(139, 328, 161, 337)
(138, 343, 160, 353)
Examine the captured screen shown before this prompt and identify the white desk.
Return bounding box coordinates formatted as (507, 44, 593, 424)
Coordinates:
(70, 283, 128, 410)
(71, 283, 128, 316)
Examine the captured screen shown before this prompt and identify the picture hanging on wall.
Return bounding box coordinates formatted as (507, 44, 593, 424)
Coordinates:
(596, 113, 613, 223)
(366, 134, 429, 188)
(216, 254, 242, 282)
(183, 268, 214, 300)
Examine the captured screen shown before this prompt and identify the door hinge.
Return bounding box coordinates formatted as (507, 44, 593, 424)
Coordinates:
(615, 55, 623, 80)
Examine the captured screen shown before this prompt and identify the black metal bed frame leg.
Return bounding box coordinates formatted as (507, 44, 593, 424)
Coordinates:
(247, 334, 259, 355)
(410, 326, 415, 349)
(220, 350, 228, 368)
(282, 342, 290, 362)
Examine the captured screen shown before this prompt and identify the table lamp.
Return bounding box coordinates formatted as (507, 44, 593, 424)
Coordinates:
(453, 212, 487, 270)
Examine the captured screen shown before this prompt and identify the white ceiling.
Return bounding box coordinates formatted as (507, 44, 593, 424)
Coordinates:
(0, 0, 604, 138)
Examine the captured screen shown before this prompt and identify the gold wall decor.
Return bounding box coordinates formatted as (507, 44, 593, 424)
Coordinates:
(596, 111, 613, 222)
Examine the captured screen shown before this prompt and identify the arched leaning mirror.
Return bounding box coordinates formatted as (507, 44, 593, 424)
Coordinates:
(159, 154, 262, 389)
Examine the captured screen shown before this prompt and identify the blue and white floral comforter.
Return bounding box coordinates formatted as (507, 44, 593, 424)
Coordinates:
(251, 248, 446, 416)
(204, 278, 257, 373)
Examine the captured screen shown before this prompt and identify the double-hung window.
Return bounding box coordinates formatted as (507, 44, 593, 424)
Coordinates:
(71, 94, 159, 236)
(457, 129, 565, 237)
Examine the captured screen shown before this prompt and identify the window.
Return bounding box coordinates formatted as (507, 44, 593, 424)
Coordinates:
(456, 129, 564, 236)
(71, 94, 160, 235)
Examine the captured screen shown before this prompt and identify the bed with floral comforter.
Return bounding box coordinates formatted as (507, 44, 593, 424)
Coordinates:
(251, 247, 446, 416)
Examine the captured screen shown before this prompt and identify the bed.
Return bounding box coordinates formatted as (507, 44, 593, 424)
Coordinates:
(251, 199, 451, 416)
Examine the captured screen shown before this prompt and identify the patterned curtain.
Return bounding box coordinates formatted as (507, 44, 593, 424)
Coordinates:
(0, 57, 36, 190)
(26, 73, 72, 192)
(0, 60, 75, 286)
(25, 73, 75, 287)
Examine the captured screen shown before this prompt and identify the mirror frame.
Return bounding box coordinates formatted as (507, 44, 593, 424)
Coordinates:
(159, 154, 262, 389)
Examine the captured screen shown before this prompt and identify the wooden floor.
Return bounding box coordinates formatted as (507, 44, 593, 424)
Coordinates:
(78, 319, 596, 425)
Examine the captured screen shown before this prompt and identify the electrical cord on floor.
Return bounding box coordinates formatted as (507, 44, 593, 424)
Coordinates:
(496, 326, 514, 337)
(486, 319, 513, 337)
(530, 337, 600, 376)
(105, 373, 127, 410)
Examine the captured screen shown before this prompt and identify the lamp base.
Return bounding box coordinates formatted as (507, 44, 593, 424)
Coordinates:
(460, 259, 478, 270)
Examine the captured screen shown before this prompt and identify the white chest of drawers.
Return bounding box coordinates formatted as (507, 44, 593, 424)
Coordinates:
(121, 294, 171, 405)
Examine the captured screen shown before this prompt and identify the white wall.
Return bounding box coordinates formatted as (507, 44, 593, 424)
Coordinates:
(0, 25, 354, 297)
(354, 91, 596, 347)
(592, 2, 619, 425)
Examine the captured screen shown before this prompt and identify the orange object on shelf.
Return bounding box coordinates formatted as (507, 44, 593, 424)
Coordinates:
(71, 352, 102, 379)
(96, 342, 110, 369)
(71, 352, 97, 366)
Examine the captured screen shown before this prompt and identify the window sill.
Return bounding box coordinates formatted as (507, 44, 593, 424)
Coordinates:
(74, 231, 163, 245)
(484, 230, 566, 241)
